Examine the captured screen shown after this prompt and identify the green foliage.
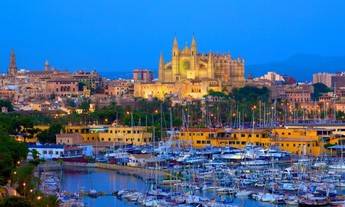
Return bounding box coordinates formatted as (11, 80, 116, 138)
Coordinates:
(0, 196, 31, 207)
(31, 194, 59, 207)
(207, 90, 229, 98)
(0, 112, 50, 136)
(0, 99, 14, 112)
(312, 83, 332, 100)
(78, 82, 86, 91)
(336, 111, 345, 121)
(0, 135, 28, 185)
(230, 86, 270, 104)
(37, 123, 63, 143)
(80, 99, 90, 112)
(66, 98, 76, 108)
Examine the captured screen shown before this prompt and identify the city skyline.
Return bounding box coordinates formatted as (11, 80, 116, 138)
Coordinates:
(1, 0, 345, 80)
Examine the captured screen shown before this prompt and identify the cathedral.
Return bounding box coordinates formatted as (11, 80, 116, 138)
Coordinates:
(134, 37, 245, 100)
(158, 37, 244, 88)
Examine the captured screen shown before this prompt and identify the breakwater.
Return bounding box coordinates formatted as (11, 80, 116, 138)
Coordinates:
(62, 162, 165, 181)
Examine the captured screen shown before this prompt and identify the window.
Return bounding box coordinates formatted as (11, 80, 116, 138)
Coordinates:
(197, 141, 201, 144)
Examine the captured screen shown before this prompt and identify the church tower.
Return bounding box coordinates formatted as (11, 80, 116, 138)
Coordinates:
(44, 60, 50, 71)
(8, 49, 17, 76)
(191, 36, 197, 55)
(207, 52, 214, 79)
(172, 37, 180, 81)
(158, 53, 164, 81)
(191, 36, 198, 78)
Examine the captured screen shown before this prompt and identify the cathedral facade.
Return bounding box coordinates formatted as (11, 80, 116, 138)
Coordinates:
(159, 37, 244, 88)
(134, 37, 245, 100)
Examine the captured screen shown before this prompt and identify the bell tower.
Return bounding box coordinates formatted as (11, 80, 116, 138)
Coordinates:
(191, 36, 197, 55)
(158, 53, 165, 82)
(172, 37, 180, 81)
(8, 49, 17, 76)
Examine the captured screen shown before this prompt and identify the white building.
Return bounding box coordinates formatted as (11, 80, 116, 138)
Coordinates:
(256, 72, 285, 82)
(27, 144, 64, 160)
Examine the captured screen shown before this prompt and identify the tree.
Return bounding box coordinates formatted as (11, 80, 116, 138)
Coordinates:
(0, 99, 14, 112)
(0, 196, 31, 207)
(312, 83, 332, 101)
(37, 124, 62, 144)
(0, 134, 28, 185)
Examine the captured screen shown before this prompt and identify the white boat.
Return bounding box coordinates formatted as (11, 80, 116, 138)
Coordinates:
(329, 164, 345, 170)
(236, 190, 252, 198)
(260, 193, 276, 203)
(240, 159, 269, 166)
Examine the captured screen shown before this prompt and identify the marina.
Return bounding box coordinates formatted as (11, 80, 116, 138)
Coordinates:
(37, 142, 345, 207)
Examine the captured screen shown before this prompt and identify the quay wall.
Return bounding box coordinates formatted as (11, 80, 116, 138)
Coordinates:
(63, 162, 166, 180)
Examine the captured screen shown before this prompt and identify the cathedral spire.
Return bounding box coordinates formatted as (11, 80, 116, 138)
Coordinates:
(44, 60, 50, 71)
(191, 35, 197, 55)
(172, 37, 179, 56)
(173, 37, 178, 48)
(8, 49, 17, 76)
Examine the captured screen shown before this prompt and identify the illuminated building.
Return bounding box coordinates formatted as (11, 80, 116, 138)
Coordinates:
(134, 37, 245, 100)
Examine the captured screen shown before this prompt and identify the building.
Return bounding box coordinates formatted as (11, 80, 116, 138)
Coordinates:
(158, 37, 244, 87)
(8, 49, 17, 76)
(134, 79, 222, 100)
(98, 126, 152, 145)
(46, 78, 80, 97)
(27, 144, 64, 160)
(256, 72, 285, 83)
(177, 127, 331, 156)
(313, 72, 335, 88)
(285, 85, 312, 103)
(104, 80, 134, 97)
(72, 70, 102, 91)
(133, 69, 153, 83)
(332, 73, 345, 88)
(56, 133, 84, 145)
(134, 37, 245, 100)
(62, 124, 153, 146)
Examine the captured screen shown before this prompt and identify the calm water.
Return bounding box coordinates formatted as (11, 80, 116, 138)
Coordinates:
(61, 167, 272, 207)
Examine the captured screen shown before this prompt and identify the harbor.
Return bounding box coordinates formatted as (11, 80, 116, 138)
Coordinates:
(36, 141, 345, 207)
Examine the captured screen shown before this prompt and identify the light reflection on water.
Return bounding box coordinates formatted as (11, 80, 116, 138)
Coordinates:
(61, 167, 272, 207)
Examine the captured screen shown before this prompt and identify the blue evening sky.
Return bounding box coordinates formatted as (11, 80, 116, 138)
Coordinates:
(0, 0, 345, 78)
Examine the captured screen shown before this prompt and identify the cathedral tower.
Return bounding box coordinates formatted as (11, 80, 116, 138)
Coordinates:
(191, 36, 197, 55)
(8, 49, 17, 76)
(44, 60, 50, 71)
(158, 53, 165, 81)
(172, 37, 179, 81)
